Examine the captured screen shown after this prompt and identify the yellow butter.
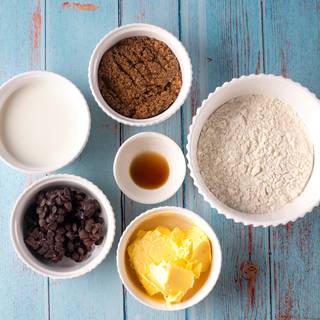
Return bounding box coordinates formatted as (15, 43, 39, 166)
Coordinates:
(149, 261, 195, 303)
(127, 225, 211, 304)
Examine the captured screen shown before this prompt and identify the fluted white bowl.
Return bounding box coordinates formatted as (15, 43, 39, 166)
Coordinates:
(11, 174, 115, 279)
(187, 74, 320, 227)
(89, 23, 192, 126)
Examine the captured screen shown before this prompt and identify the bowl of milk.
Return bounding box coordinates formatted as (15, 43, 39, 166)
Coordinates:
(0, 71, 91, 173)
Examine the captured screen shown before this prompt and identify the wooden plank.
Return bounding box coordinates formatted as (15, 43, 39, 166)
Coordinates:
(180, 1, 271, 319)
(0, 1, 48, 320)
(45, 1, 124, 320)
(1, 2, 319, 320)
(262, 1, 320, 319)
(120, 0, 185, 319)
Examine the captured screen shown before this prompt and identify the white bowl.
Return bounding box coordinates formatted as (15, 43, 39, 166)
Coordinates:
(113, 132, 186, 204)
(187, 74, 320, 227)
(0, 71, 91, 173)
(116, 206, 222, 311)
(88, 23, 192, 126)
(10, 174, 115, 279)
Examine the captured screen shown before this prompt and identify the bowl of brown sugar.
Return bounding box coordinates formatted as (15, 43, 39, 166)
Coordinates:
(89, 23, 192, 126)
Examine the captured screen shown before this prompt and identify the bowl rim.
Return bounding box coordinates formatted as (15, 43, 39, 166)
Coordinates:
(186, 73, 320, 227)
(0, 70, 91, 174)
(88, 23, 192, 127)
(10, 174, 116, 279)
(116, 206, 222, 311)
(113, 132, 186, 204)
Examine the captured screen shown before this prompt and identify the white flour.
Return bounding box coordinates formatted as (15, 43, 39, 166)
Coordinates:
(197, 95, 314, 214)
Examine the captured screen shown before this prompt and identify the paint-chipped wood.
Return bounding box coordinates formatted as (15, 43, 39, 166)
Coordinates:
(45, 1, 123, 319)
(0, 1, 320, 319)
(62, 2, 98, 11)
(180, 1, 270, 319)
(30, 0, 42, 66)
(263, 1, 320, 319)
(0, 1, 47, 320)
(120, 1, 185, 319)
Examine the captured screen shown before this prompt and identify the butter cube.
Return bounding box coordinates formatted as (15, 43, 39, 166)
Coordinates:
(148, 262, 195, 304)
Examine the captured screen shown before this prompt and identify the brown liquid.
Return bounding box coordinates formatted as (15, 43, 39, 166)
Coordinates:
(130, 151, 169, 189)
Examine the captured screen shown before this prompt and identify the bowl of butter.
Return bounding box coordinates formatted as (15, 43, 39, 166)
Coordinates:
(116, 206, 222, 310)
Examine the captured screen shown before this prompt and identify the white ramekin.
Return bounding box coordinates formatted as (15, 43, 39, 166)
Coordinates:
(113, 132, 186, 204)
(10, 174, 115, 279)
(117, 206, 222, 311)
(0, 71, 91, 174)
(187, 74, 320, 227)
(88, 23, 192, 126)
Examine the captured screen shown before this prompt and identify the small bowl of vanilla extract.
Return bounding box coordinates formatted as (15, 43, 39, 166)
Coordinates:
(113, 132, 186, 204)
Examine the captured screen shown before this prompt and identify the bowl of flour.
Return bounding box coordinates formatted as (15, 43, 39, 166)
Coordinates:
(187, 74, 320, 227)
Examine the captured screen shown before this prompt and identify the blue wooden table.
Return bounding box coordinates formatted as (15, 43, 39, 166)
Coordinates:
(1, 1, 319, 319)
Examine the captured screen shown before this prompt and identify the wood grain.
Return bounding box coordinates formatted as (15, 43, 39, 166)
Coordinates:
(120, 1, 185, 319)
(263, 1, 320, 319)
(0, 1, 47, 320)
(180, 2, 271, 319)
(45, 1, 123, 320)
(0, 1, 320, 319)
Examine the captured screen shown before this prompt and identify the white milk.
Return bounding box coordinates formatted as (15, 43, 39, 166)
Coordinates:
(0, 79, 87, 169)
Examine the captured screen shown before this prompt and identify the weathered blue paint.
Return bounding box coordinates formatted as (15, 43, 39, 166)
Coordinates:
(181, 1, 270, 319)
(263, 1, 320, 319)
(120, 1, 185, 319)
(0, 1, 48, 320)
(46, 1, 123, 320)
(0, 1, 319, 319)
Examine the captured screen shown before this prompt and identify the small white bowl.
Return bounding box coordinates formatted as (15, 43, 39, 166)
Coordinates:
(88, 23, 192, 126)
(116, 206, 222, 311)
(187, 74, 320, 227)
(0, 71, 91, 174)
(113, 132, 186, 204)
(10, 174, 115, 279)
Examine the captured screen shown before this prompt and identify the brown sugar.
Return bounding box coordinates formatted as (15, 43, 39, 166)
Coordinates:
(97, 36, 182, 119)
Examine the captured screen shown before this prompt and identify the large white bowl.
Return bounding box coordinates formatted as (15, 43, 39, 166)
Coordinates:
(11, 174, 115, 279)
(117, 206, 222, 311)
(88, 23, 192, 126)
(187, 74, 320, 227)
